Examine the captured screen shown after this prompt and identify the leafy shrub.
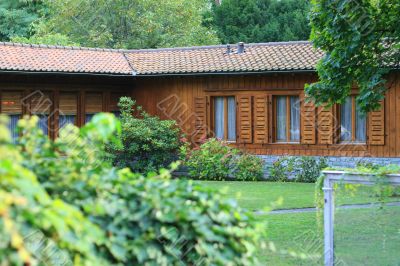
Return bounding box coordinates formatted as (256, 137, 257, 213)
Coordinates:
(269, 156, 328, 183)
(269, 156, 292, 182)
(0, 116, 105, 265)
(185, 138, 265, 181)
(294, 156, 328, 183)
(356, 160, 381, 170)
(186, 138, 238, 180)
(107, 97, 183, 173)
(6, 115, 264, 265)
(233, 153, 265, 181)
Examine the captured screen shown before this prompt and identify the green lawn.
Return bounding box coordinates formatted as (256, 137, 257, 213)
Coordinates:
(199, 181, 400, 211)
(256, 207, 400, 265)
(198, 181, 400, 265)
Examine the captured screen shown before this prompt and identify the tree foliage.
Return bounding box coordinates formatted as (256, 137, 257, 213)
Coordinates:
(0, 0, 46, 41)
(207, 0, 311, 44)
(306, 0, 400, 113)
(24, 0, 219, 49)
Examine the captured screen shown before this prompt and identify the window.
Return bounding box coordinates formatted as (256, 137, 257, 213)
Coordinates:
(59, 92, 78, 131)
(213, 96, 236, 141)
(85, 92, 103, 123)
(2, 91, 22, 141)
(274, 95, 300, 142)
(29, 91, 52, 135)
(340, 96, 366, 143)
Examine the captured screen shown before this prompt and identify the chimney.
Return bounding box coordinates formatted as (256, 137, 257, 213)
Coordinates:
(226, 44, 232, 54)
(237, 42, 245, 54)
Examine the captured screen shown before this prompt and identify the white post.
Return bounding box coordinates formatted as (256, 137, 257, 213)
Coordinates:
(323, 175, 334, 266)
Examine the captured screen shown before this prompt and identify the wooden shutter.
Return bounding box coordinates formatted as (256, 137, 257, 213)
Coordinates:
(317, 105, 335, 144)
(59, 92, 77, 115)
(193, 96, 208, 143)
(2, 91, 22, 114)
(85, 92, 103, 113)
(253, 95, 268, 144)
(238, 95, 253, 144)
(30, 91, 52, 114)
(368, 100, 385, 145)
(300, 94, 316, 144)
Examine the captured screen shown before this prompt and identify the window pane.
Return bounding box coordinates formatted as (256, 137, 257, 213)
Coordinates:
(276, 96, 287, 141)
(290, 96, 300, 141)
(38, 114, 49, 135)
(30, 91, 52, 135)
(112, 111, 121, 118)
(214, 97, 224, 139)
(59, 115, 76, 130)
(9, 115, 20, 142)
(85, 113, 95, 123)
(227, 96, 236, 141)
(356, 103, 366, 142)
(340, 97, 352, 141)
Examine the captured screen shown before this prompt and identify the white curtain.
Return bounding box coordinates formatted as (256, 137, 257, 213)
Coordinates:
(276, 96, 287, 141)
(214, 97, 224, 139)
(356, 104, 366, 142)
(227, 96, 236, 141)
(59, 115, 76, 130)
(290, 96, 300, 141)
(340, 97, 352, 141)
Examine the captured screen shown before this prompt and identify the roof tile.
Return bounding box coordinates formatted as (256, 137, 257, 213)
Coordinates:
(0, 41, 325, 75)
(0, 42, 132, 75)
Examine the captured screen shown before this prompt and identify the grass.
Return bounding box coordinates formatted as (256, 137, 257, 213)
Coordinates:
(198, 181, 400, 265)
(199, 181, 400, 211)
(255, 206, 400, 265)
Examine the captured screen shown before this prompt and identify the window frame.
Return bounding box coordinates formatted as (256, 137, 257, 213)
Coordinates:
(338, 95, 367, 144)
(210, 95, 237, 142)
(272, 95, 301, 144)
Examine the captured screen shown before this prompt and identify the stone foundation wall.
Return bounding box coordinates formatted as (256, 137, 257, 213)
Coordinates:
(259, 155, 400, 178)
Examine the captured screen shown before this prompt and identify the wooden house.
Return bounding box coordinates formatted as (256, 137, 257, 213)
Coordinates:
(0, 41, 398, 162)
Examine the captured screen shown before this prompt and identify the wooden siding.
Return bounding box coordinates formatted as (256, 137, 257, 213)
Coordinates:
(0, 72, 399, 157)
(132, 72, 400, 157)
(0, 73, 133, 139)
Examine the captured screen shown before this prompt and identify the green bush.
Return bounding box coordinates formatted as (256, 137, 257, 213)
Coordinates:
(186, 138, 238, 180)
(233, 153, 265, 181)
(5, 115, 265, 265)
(107, 97, 183, 173)
(0, 116, 105, 265)
(269, 157, 291, 182)
(185, 138, 265, 181)
(269, 156, 328, 183)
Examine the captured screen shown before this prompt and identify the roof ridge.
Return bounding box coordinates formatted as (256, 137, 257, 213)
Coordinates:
(126, 40, 313, 53)
(0, 42, 130, 53)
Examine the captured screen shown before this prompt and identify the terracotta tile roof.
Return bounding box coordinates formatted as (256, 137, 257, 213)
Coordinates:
(126, 41, 324, 75)
(0, 42, 133, 75)
(0, 41, 325, 75)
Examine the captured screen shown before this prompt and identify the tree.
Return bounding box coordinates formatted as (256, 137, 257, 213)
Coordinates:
(207, 0, 310, 44)
(306, 0, 400, 112)
(0, 0, 46, 41)
(26, 0, 219, 49)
